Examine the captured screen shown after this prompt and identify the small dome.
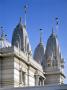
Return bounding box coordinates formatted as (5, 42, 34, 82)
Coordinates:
(43, 31, 61, 67)
(34, 42, 45, 64)
(12, 18, 32, 55)
(0, 38, 11, 48)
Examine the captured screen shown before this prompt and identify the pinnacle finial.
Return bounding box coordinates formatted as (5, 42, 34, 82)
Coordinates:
(19, 17, 22, 24)
(0, 26, 4, 39)
(55, 17, 59, 25)
(24, 4, 28, 27)
(40, 28, 43, 43)
(52, 27, 54, 34)
(55, 17, 59, 32)
(0, 26, 7, 40)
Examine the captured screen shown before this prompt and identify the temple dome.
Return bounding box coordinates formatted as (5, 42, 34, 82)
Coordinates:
(43, 31, 62, 67)
(34, 42, 45, 64)
(0, 30, 11, 48)
(0, 38, 11, 48)
(12, 18, 32, 55)
(45, 31, 60, 58)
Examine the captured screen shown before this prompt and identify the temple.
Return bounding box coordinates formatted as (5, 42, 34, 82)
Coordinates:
(0, 16, 65, 88)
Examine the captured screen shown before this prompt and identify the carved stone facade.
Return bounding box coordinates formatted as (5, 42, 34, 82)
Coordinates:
(0, 18, 65, 88)
(0, 47, 45, 88)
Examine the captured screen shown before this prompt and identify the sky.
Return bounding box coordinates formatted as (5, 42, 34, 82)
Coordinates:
(0, 0, 67, 83)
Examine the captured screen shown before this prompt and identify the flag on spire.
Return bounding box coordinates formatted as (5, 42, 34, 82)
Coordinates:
(55, 17, 59, 25)
(55, 17, 59, 32)
(40, 28, 43, 43)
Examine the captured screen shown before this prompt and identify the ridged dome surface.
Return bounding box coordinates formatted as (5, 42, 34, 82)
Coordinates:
(12, 18, 32, 54)
(34, 42, 45, 64)
(46, 32, 59, 58)
(43, 31, 61, 67)
(12, 21, 24, 50)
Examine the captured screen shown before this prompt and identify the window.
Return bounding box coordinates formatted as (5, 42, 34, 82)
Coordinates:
(47, 59, 51, 67)
(19, 69, 25, 85)
(52, 59, 57, 66)
(48, 63, 51, 67)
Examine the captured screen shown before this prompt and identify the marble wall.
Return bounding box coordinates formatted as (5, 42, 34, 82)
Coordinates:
(0, 57, 14, 88)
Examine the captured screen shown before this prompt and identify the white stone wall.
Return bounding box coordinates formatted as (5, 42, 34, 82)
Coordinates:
(14, 57, 20, 87)
(44, 66, 65, 85)
(14, 57, 36, 87)
(0, 59, 1, 88)
(14, 57, 28, 87)
(44, 74, 60, 85)
(28, 67, 35, 86)
(0, 47, 44, 88)
(1, 57, 14, 88)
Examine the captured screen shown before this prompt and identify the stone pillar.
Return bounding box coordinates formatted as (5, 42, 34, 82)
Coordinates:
(28, 66, 30, 86)
(43, 79, 45, 86)
(35, 75, 39, 86)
